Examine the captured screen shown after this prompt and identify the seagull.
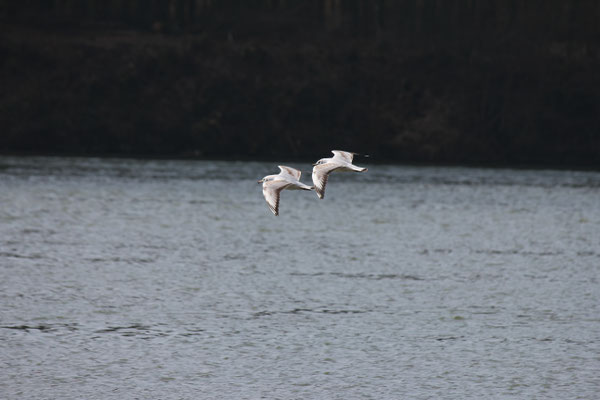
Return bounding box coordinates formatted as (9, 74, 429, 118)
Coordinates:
(312, 150, 368, 199)
(258, 166, 314, 216)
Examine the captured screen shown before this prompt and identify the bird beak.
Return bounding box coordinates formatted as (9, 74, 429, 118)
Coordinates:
(257, 179, 263, 183)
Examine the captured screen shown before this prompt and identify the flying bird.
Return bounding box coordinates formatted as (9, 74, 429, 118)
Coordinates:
(312, 150, 368, 199)
(258, 166, 314, 216)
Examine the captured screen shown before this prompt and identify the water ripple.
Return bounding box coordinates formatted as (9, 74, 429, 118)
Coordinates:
(1, 156, 598, 400)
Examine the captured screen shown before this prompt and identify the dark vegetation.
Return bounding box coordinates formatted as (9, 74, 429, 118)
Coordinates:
(1, 1, 599, 165)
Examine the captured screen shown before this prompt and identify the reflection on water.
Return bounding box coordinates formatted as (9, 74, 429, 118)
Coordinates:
(1, 156, 599, 399)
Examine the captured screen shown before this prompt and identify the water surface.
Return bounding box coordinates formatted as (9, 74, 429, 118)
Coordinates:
(1, 156, 599, 399)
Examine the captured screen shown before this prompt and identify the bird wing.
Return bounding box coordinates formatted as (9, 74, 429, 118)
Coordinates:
(262, 180, 289, 216)
(331, 150, 355, 163)
(312, 162, 339, 199)
(278, 165, 302, 180)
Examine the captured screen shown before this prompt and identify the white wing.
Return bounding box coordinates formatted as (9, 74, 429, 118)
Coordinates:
(262, 180, 289, 216)
(278, 165, 302, 181)
(312, 162, 339, 199)
(331, 150, 355, 163)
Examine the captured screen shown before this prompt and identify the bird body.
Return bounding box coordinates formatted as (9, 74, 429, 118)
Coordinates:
(258, 166, 313, 216)
(312, 150, 367, 199)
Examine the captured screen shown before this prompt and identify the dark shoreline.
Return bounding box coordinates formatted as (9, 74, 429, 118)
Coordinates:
(2, 151, 599, 173)
(2, 20, 599, 167)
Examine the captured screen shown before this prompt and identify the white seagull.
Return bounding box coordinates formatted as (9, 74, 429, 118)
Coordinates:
(312, 150, 368, 199)
(258, 166, 314, 216)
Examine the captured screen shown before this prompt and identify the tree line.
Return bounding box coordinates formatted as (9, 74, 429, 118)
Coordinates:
(3, 1, 598, 42)
(1, 1, 598, 165)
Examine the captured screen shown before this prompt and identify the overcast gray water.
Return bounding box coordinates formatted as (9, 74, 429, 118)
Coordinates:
(1, 156, 599, 399)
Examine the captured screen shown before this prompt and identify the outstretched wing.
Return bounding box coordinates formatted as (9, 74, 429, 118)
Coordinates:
(278, 165, 302, 181)
(331, 150, 355, 163)
(262, 180, 289, 216)
(312, 163, 338, 199)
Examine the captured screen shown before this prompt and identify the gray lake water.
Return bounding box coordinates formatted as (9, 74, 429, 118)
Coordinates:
(0, 156, 599, 399)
